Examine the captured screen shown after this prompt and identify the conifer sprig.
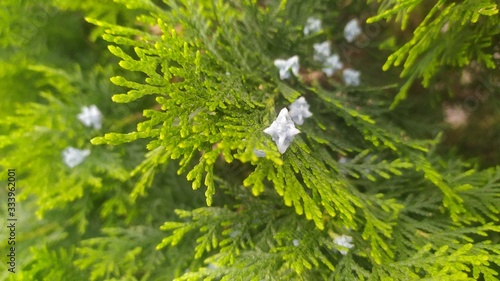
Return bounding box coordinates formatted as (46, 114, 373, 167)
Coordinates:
(40, 0, 499, 279)
(368, 0, 499, 107)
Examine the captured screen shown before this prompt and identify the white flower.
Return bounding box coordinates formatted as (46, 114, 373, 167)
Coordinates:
(263, 108, 300, 154)
(207, 263, 217, 270)
(253, 149, 266, 158)
(313, 41, 331, 61)
(293, 239, 300, 247)
(343, 68, 361, 86)
(288, 96, 312, 125)
(443, 104, 468, 128)
(322, 54, 344, 76)
(338, 156, 350, 175)
(338, 156, 350, 164)
(77, 105, 102, 129)
(334, 234, 354, 255)
(344, 19, 362, 43)
(441, 22, 450, 33)
(62, 147, 90, 168)
(274, 56, 300, 80)
(304, 17, 322, 35)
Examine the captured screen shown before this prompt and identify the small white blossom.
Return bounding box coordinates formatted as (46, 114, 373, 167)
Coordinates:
(288, 96, 312, 125)
(304, 17, 322, 35)
(77, 105, 102, 130)
(338, 156, 350, 175)
(207, 263, 217, 270)
(322, 54, 344, 76)
(62, 147, 90, 168)
(343, 68, 361, 86)
(443, 104, 468, 128)
(274, 56, 300, 80)
(253, 149, 266, 158)
(344, 19, 362, 43)
(441, 22, 450, 33)
(263, 108, 300, 154)
(338, 156, 350, 164)
(313, 41, 331, 61)
(293, 239, 300, 247)
(334, 234, 354, 255)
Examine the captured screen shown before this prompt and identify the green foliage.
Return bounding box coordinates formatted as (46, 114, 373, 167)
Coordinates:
(0, 65, 129, 219)
(1, 0, 499, 280)
(368, 0, 499, 107)
(18, 246, 88, 281)
(75, 227, 165, 281)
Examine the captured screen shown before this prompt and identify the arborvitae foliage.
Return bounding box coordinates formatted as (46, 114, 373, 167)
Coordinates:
(0, 0, 499, 280)
(368, 0, 500, 107)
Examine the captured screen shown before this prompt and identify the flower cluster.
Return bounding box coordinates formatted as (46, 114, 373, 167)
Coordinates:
(302, 18, 363, 84)
(266, 18, 365, 154)
(313, 41, 344, 77)
(62, 105, 103, 168)
(342, 19, 362, 84)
